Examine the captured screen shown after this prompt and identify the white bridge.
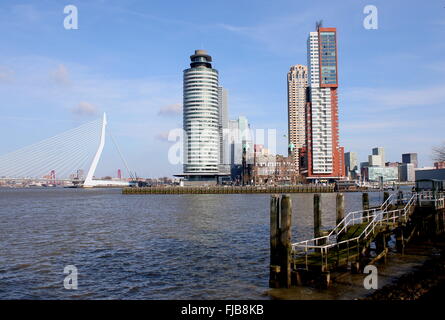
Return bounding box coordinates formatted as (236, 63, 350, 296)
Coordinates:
(0, 113, 135, 188)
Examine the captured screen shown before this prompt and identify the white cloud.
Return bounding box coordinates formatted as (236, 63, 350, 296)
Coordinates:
(0, 66, 14, 82)
(158, 103, 182, 117)
(155, 131, 171, 142)
(70, 102, 99, 116)
(52, 64, 70, 85)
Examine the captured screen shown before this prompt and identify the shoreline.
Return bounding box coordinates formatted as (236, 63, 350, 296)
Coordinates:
(362, 237, 445, 300)
(268, 237, 445, 300)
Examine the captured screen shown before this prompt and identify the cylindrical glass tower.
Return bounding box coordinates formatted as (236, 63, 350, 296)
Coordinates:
(183, 50, 220, 173)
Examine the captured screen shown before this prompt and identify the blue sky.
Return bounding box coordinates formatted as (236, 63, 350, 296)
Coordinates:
(0, 0, 444, 178)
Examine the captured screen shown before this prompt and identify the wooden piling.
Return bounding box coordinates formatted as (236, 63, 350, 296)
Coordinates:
(269, 194, 292, 288)
(362, 193, 369, 212)
(314, 194, 322, 238)
(383, 192, 390, 204)
(336, 193, 345, 225)
(395, 227, 405, 254)
(397, 190, 404, 205)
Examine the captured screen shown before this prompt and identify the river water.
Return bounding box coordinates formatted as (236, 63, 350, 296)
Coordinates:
(0, 188, 388, 299)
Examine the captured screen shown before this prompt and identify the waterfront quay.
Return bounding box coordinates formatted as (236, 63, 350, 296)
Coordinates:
(122, 184, 334, 194)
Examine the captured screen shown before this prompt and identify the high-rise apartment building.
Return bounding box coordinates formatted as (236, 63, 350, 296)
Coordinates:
(303, 26, 345, 181)
(287, 65, 308, 172)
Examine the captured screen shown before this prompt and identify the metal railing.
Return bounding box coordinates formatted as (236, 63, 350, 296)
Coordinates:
(292, 194, 395, 251)
(417, 192, 445, 209)
(292, 193, 418, 271)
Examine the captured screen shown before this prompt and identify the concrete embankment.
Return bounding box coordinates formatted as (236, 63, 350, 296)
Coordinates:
(122, 185, 335, 194)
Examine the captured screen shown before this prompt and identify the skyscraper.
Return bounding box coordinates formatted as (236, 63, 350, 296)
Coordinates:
(287, 64, 308, 172)
(228, 116, 252, 166)
(218, 86, 229, 173)
(402, 153, 418, 168)
(344, 151, 358, 178)
(304, 25, 345, 181)
(182, 50, 220, 183)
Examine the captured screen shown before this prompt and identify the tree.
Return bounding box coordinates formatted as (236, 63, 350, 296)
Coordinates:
(432, 142, 445, 162)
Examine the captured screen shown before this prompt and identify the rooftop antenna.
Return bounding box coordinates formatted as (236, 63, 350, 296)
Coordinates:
(316, 20, 323, 30)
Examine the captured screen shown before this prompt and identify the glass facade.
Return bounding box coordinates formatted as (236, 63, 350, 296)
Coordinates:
(319, 31, 337, 85)
(368, 167, 399, 182)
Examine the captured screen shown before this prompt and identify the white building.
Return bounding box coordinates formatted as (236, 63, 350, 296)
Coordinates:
(183, 50, 220, 174)
(307, 32, 333, 174)
(370, 147, 385, 167)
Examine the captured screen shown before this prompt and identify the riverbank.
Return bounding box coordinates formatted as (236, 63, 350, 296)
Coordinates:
(363, 237, 445, 300)
(268, 237, 445, 300)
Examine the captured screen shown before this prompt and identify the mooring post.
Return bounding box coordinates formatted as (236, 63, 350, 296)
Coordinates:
(383, 191, 390, 205)
(269, 194, 292, 288)
(336, 193, 345, 226)
(376, 233, 387, 255)
(395, 227, 405, 254)
(314, 193, 322, 238)
(362, 193, 369, 216)
(397, 190, 403, 205)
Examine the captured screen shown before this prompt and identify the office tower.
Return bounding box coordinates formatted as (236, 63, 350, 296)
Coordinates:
(287, 65, 308, 172)
(228, 116, 252, 166)
(366, 147, 384, 167)
(368, 155, 381, 167)
(218, 86, 229, 173)
(182, 50, 220, 177)
(372, 147, 385, 166)
(402, 153, 418, 168)
(399, 163, 415, 182)
(304, 25, 345, 181)
(344, 151, 358, 178)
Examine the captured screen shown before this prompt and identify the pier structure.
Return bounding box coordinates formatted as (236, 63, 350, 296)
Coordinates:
(269, 191, 445, 288)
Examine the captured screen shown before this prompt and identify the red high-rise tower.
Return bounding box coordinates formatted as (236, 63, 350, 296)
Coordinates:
(303, 26, 345, 182)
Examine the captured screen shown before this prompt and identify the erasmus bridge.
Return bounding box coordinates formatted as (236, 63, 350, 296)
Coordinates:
(0, 113, 135, 188)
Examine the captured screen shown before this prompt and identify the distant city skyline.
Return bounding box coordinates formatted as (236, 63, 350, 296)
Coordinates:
(0, 0, 444, 177)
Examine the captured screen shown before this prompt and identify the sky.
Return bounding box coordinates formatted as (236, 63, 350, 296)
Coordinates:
(0, 0, 444, 178)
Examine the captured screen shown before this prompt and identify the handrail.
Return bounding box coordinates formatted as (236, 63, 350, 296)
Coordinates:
(292, 193, 416, 252)
(292, 194, 395, 249)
